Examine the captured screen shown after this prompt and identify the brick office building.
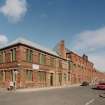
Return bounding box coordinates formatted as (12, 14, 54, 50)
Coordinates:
(0, 38, 105, 88)
(0, 38, 69, 88)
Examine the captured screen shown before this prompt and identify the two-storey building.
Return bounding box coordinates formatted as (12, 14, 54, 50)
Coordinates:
(0, 38, 69, 88)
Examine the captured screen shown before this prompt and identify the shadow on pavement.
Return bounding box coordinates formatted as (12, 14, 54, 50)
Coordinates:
(91, 87, 105, 91)
(99, 93, 105, 98)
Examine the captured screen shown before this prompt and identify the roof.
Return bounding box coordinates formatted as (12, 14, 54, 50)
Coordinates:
(0, 37, 59, 57)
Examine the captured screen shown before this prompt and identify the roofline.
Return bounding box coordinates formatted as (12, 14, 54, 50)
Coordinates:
(0, 42, 21, 50)
(0, 42, 68, 61)
(66, 51, 94, 65)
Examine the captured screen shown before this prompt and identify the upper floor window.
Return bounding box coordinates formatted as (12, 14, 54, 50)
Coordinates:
(11, 48, 16, 62)
(59, 59, 62, 68)
(70, 62, 74, 70)
(26, 49, 33, 63)
(0, 71, 3, 81)
(40, 53, 46, 65)
(0, 51, 3, 63)
(64, 73, 67, 81)
(62, 60, 68, 69)
(0, 51, 5, 63)
(50, 57, 55, 67)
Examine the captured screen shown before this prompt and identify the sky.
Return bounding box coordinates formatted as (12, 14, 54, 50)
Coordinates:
(0, 0, 105, 72)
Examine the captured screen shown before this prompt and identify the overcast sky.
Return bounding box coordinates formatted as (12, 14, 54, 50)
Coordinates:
(0, 0, 105, 72)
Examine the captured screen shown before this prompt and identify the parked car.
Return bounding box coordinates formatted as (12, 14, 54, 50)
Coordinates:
(80, 81, 89, 86)
(95, 82, 105, 90)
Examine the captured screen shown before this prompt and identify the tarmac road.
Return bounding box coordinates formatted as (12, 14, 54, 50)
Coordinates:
(0, 86, 105, 105)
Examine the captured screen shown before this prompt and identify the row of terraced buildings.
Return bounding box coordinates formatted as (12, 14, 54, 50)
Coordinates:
(0, 38, 105, 88)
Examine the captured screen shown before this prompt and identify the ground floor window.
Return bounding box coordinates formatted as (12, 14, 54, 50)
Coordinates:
(38, 71, 46, 82)
(50, 73, 53, 86)
(58, 73, 62, 85)
(68, 73, 70, 81)
(5, 71, 11, 81)
(0, 71, 3, 81)
(64, 73, 67, 81)
(26, 70, 33, 81)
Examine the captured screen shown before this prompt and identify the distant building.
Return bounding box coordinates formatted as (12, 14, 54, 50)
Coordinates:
(66, 51, 94, 84)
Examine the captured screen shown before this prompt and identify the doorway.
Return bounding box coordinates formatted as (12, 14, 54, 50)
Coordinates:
(59, 73, 62, 85)
(50, 73, 53, 86)
(12, 70, 18, 89)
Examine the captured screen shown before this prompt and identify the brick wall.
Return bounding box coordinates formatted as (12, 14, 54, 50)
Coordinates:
(0, 44, 69, 88)
(66, 51, 94, 84)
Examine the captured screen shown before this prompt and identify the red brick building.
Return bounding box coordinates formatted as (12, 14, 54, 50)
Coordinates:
(92, 69, 105, 83)
(66, 51, 103, 84)
(0, 38, 69, 88)
(0, 38, 105, 88)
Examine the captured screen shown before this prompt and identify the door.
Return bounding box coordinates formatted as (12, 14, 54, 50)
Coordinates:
(59, 73, 62, 85)
(50, 73, 53, 86)
(12, 70, 18, 88)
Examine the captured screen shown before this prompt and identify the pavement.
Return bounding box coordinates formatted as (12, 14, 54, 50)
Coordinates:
(99, 93, 105, 98)
(0, 88, 7, 92)
(0, 84, 81, 93)
(16, 84, 81, 92)
(0, 85, 105, 105)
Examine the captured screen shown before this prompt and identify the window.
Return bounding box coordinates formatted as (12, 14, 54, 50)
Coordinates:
(62, 60, 68, 69)
(3, 51, 5, 63)
(0, 51, 3, 63)
(73, 64, 76, 68)
(59, 60, 62, 68)
(0, 51, 5, 63)
(38, 71, 46, 81)
(68, 73, 70, 81)
(40, 53, 46, 65)
(0, 71, 3, 81)
(50, 57, 55, 67)
(26, 70, 33, 81)
(11, 48, 16, 62)
(5, 71, 11, 81)
(78, 64, 80, 68)
(26, 49, 28, 61)
(26, 49, 33, 63)
(64, 73, 66, 81)
(38, 71, 41, 81)
(70, 62, 74, 70)
(58, 73, 62, 85)
(29, 50, 33, 62)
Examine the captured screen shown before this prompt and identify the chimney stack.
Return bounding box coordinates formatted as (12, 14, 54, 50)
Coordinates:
(58, 40, 66, 59)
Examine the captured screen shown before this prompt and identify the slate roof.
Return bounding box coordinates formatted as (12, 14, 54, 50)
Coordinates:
(0, 37, 59, 57)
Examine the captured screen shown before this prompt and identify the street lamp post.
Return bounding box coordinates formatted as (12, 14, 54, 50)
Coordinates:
(13, 70, 18, 90)
(13, 64, 21, 90)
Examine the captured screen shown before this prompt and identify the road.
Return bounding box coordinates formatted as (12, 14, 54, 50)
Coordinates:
(0, 86, 105, 105)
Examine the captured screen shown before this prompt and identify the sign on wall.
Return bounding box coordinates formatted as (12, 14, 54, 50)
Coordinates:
(32, 64, 39, 70)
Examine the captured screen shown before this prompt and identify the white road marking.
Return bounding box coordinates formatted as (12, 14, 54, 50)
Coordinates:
(85, 99, 95, 105)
